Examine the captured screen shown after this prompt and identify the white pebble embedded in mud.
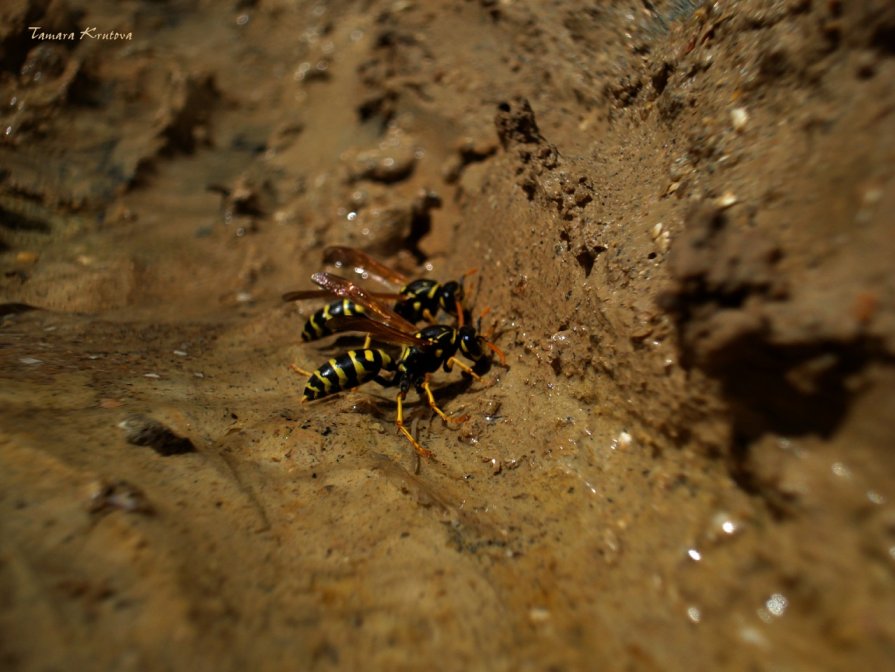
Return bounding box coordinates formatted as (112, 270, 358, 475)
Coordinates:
(731, 107, 749, 132)
(611, 431, 633, 451)
(716, 191, 738, 209)
(528, 607, 551, 624)
(687, 606, 702, 624)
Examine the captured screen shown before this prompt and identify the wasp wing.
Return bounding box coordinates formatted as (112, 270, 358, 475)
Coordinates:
(323, 316, 431, 346)
(282, 288, 404, 303)
(311, 272, 420, 333)
(322, 246, 409, 286)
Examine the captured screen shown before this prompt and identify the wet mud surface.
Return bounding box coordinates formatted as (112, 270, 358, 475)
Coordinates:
(2, 1, 895, 669)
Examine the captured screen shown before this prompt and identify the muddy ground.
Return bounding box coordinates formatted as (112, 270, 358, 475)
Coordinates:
(1, 0, 894, 670)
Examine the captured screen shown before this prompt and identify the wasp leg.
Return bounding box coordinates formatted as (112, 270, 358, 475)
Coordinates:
(395, 391, 433, 458)
(444, 357, 481, 381)
(290, 363, 314, 377)
(373, 373, 397, 388)
(362, 335, 372, 349)
(421, 379, 469, 424)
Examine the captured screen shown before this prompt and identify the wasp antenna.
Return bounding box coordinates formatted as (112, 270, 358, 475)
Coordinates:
(460, 271, 482, 309)
(476, 306, 493, 338)
(455, 298, 465, 327)
(485, 340, 506, 366)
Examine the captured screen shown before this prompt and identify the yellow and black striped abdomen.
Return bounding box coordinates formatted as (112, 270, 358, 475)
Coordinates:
(301, 299, 367, 342)
(394, 279, 441, 323)
(303, 349, 394, 401)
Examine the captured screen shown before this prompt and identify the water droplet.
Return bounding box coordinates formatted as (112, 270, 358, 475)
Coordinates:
(831, 462, 851, 478)
(765, 593, 787, 617)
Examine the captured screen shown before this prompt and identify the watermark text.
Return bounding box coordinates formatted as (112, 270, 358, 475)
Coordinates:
(29, 26, 133, 41)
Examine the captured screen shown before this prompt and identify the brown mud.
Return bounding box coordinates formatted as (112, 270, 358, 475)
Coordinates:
(2, 1, 895, 670)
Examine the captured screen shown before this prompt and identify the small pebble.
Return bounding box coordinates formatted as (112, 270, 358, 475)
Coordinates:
(15, 251, 39, 264)
(528, 607, 551, 623)
(87, 479, 154, 515)
(119, 414, 196, 456)
(716, 192, 738, 209)
(730, 107, 749, 132)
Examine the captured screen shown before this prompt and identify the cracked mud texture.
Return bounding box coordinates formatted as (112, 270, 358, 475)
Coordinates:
(2, 0, 895, 670)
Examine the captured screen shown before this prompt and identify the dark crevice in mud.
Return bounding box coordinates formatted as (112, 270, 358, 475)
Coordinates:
(129, 158, 158, 190)
(872, 24, 895, 54)
(159, 74, 220, 156)
(706, 336, 888, 441)
(495, 98, 546, 149)
(727, 436, 794, 522)
(357, 92, 397, 131)
(0, 204, 51, 233)
(1, 3, 83, 74)
(661, 195, 895, 513)
(443, 143, 498, 184)
(550, 357, 562, 376)
(0, 302, 39, 317)
(404, 190, 442, 264)
(575, 247, 598, 278)
(651, 61, 674, 95)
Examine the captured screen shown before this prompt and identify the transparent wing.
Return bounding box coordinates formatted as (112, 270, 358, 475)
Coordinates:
(322, 246, 409, 286)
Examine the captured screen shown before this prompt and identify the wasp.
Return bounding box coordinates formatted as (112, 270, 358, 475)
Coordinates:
(282, 246, 474, 342)
(297, 272, 505, 458)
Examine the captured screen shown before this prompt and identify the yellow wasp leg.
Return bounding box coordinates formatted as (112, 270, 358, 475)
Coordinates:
(395, 391, 433, 458)
(445, 357, 481, 381)
(290, 364, 314, 405)
(422, 379, 469, 424)
(290, 363, 313, 377)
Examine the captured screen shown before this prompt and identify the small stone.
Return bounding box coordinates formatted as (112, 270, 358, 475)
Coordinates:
(87, 479, 154, 515)
(119, 414, 196, 456)
(716, 191, 738, 209)
(15, 251, 39, 264)
(730, 107, 749, 132)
